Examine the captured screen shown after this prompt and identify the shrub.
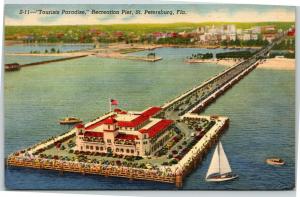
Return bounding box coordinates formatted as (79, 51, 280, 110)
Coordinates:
(169, 159, 178, 165)
(139, 163, 146, 168)
(135, 156, 143, 160)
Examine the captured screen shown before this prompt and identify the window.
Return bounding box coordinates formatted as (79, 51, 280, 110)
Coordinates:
(107, 139, 111, 143)
(96, 146, 99, 150)
(108, 125, 110, 130)
(86, 145, 89, 149)
(80, 146, 83, 150)
(121, 148, 124, 153)
(100, 147, 103, 151)
(90, 146, 93, 150)
(131, 150, 134, 154)
(116, 148, 119, 152)
(126, 149, 130, 153)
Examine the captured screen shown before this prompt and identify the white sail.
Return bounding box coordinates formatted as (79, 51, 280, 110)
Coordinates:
(218, 142, 232, 175)
(206, 143, 221, 178)
(206, 141, 232, 179)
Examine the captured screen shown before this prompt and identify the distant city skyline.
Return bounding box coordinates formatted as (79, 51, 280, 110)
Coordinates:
(5, 4, 295, 26)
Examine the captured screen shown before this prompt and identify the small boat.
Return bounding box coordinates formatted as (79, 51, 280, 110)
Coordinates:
(206, 141, 238, 182)
(5, 63, 21, 72)
(266, 158, 285, 166)
(59, 117, 82, 125)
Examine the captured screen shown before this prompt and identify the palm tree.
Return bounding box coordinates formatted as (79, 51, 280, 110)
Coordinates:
(147, 52, 156, 59)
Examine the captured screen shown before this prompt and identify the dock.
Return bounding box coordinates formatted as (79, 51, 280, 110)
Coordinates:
(7, 115, 228, 187)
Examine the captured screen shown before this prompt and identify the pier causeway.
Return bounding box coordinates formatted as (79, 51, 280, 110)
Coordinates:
(6, 33, 287, 188)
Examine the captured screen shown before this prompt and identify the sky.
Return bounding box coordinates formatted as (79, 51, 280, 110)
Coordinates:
(4, 4, 295, 26)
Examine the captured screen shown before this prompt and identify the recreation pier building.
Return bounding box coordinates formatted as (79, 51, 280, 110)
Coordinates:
(75, 107, 174, 156)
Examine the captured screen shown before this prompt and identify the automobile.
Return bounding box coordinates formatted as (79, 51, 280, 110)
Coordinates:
(146, 163, 153, 169)
(175, 155, 182, 161)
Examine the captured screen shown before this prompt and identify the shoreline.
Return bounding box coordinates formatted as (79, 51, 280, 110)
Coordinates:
(186, 57, 295, 70)
(5, 41, 262, 50)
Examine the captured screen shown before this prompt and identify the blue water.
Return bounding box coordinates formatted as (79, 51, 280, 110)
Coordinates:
(4, 47, 295, 190)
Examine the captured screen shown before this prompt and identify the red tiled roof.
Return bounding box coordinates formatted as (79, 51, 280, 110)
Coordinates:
(139, 119, 173, 138)
(85, 107, 161, 130)
(114, 108, 127, 114)
(117, 107, 161, 128)
(117, 115, 149, 128)
(115, 133, 139, 140)
(141, 107, 161, 117)
(102, 117, 117, 125)
(75, 124, 85, 129)
(83, 131, 103, 138)
(85, 115, 116, 130)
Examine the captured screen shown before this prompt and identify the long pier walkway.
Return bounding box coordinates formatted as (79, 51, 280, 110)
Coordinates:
(160, 34, 285, 120)
(21, 54, 89, 67)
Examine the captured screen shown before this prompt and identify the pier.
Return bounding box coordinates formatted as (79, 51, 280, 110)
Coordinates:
(7, 115, 228, 187)
(6, 33, 287, 188)
(160, 34, 285, 119)
(21, 55, 89, 67)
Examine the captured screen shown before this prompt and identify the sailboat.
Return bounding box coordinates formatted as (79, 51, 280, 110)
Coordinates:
(206, 141, 238, 182)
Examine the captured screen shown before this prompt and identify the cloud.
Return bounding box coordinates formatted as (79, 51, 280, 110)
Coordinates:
(5, 7, 295, 26)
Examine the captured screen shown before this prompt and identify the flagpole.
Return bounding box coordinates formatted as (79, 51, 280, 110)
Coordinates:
(109, 98, 111, 112)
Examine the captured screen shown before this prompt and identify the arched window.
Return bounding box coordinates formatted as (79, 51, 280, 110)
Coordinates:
(116, 148, 119, 152)
(126, 149, 130, 153)
(120, 149, 124, 153)
(131, 150, 134, 154)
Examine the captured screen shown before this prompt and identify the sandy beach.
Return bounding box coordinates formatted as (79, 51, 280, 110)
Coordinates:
(257, 57, 295, 70)
(186, 57, 295, 70)
(186, 58, 242, 67)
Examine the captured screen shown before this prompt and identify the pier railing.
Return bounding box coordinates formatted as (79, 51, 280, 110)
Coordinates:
(7, 155, 176, 183)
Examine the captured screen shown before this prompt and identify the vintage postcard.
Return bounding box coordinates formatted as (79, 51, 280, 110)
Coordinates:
(4, 3, 295, 190)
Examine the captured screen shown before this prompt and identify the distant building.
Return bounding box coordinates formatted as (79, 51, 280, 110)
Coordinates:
(261, 25, 276, 34)
(228, 33, 237, 41)
(251, 26, 261, 34)
(250, 34, 259, 40)
(242, 33, 251, 41)
(262, 33, 277, 43)
(287, 28, 295, 37)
